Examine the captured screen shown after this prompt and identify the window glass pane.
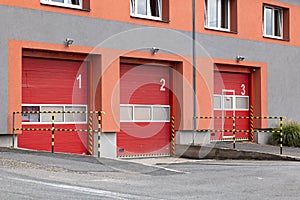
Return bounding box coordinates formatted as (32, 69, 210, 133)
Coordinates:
(40, 106, 64, 122)
(46, 0, 82, 6)
(236, 97, 249, 110)
(137, 0, 147, 15)
(22, 106, 40, 122)
(153, 107, 170, 121)
(70, 0, 80, 5)
(120, 106, 133, 121)
(130, 0, 135, 14)
(65, 106, 87, 123)
(223, 96, 233, 109)
(150, 0, 160, 17)
(274, 9, 282, 37)
(265, 7, 273, 35)
(208, 0, 218, 27)
(52, 0, 64, 3)
(221, 0, 229, 29)
(134, 106, 151, 121)
(214, 96, 222, 109)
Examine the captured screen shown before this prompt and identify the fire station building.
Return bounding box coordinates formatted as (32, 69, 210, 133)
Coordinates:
(0, 0, 299, 158)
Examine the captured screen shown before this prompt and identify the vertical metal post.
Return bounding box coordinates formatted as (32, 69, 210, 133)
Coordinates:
(88, 113, 93, 155)
(12, 112, 15, 148)
(51, 112, 55, 153)
(97, 112, 101, 158)
(280, 117, 283, 155)
(250, 105, 254, 142)
(171, 116, 176, 156)
(192, 0, 197, 143)
(232, 116, 236, 149)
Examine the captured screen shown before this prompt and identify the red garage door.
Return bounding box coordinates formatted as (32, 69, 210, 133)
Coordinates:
(118, 63, 171, 157)
(19, 58, 88, 154)
(213, 71, 250, 141)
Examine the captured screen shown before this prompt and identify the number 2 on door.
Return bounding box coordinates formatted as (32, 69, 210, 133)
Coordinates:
(160, 78, 166, 91)
(77, 74, 82, 89)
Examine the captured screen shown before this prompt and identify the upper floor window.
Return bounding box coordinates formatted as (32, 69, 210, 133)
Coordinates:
(263, 5, 289, 41)
(130, 0, 162, 20)
(263, 6, 283, 39)
(205, 0, 230, 31)
(40, 0, 83, 9)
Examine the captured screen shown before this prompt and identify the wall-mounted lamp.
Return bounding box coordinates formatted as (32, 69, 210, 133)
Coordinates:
(236, 55, 245, 62)
(151, 47, 159, 55)
(64, 38, 74, 47)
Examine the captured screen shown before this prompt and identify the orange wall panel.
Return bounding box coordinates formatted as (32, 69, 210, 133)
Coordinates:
(3, 0, 300, 46)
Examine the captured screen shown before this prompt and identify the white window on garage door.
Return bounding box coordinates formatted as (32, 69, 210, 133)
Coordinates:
(22, 104, 87, 124)
(120, 104, 170, 122)
(236, 96, 249, 110)
(213, 95, 249, 110)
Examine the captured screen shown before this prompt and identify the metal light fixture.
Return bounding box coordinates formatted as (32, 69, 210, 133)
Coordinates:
(64, 38, 74, 47)
(236, 55, 245, 62)
(151, 47, 159, 55)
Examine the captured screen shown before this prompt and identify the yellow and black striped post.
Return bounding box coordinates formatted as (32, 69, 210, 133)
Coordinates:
(249, 105, 254, 142)
(97, 112, 101, 158)
(232, 116, 236, 149)
(171, 116, 176, 156)
(88, 114, 93, 155)
(51, 112, 55, 153)
(280, 117, 283, 155)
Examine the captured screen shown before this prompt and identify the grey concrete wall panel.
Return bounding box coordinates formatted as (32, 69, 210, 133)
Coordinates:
(99, 132, 117, 158)
(0, 5, 300, 135)
(276, 0, 300, 6)
(0, 40, 8, 134)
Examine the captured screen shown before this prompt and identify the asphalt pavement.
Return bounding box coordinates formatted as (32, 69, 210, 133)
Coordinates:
(1, 147, 300, 200)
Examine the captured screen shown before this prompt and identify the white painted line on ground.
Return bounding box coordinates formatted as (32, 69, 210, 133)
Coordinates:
(9, 177, 154, 200)
(126, 160, 190, 174)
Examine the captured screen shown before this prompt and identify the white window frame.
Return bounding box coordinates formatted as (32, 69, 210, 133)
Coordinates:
(120, 104, 170, 122)
(130, 0, 162, 21)
(205, 0, 230, 31)
(22, 104, 88, 124)
(263, 5, 283, 39)
(40, 0, 83, 9)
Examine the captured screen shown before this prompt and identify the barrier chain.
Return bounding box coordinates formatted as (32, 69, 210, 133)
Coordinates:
(13, 111, 104, 156)
(196, 115, 285, 154)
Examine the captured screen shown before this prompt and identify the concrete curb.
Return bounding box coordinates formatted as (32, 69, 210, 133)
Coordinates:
(176, 144, 300, 161)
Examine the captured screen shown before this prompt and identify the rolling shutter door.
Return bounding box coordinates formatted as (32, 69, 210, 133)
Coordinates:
(19, 58, 88, 154)
(118, 63, 171, 157)
(213, 72, 250, 140)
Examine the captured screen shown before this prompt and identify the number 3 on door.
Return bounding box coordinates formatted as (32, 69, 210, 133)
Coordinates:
(241, 84, 246, 95)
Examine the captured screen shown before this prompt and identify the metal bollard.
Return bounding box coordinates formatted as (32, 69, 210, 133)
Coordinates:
(171, 116, 176, 156)
(232, 116, 236, 149)
(51, 112, 55, 153)
(280, 117, 283, 155)
(97, 112, 101, 158)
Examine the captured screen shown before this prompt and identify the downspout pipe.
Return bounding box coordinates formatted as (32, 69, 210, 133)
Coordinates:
(192, 0, 197, 133)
